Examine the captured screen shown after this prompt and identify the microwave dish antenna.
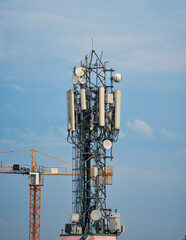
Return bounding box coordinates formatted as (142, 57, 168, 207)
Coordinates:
(79, 77, 86, 84)
(72, 75, 79, 85)
(113, 73, 122, 83)
(91, 210, 102, 221)
(103, 139, 112, 150)
(75, 67, 85, 77)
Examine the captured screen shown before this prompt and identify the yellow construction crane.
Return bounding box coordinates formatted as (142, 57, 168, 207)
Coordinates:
(0, 149, 79, 240)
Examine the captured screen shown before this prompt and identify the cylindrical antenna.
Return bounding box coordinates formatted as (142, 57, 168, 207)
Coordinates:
(115, 90, 121, 130)
(70, 90, 75, 131)
(66, 91, 71, 130)
(81, 89, 86, 110)
(99, 86, 105, 127)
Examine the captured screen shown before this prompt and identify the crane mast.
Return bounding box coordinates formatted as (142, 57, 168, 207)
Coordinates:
(65, 50, 124, 237)
(0, 149, 77, 240)
(29, 149, 42, 240)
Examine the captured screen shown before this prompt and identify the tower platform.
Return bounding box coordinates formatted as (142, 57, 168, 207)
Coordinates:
(60, 234, 117, 240)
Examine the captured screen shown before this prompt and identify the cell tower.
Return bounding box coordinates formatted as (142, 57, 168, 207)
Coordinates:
(62, 49, 124, 239)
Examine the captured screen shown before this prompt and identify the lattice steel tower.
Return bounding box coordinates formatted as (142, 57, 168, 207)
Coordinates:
(65, 50, 124, 236)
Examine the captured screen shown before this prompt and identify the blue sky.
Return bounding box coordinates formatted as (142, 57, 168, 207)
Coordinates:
(0, 0, 186, 240)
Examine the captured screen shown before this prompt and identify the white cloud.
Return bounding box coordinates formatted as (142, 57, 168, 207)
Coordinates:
(27, 12, 93, 28)
(119, 129, 125, 139)
(0, 218, 8, 226)
(122, 51, 186, 72)
(0, 82, 24, 91)
(0, 10, 93, 29)
(0, 139, 16, 145)
(82, 35, 162, 52)
(115, 166, 186, 185)
(161, 128, 184, 140)
(179, 8, 186, 15)
(127, 119, 154, 138)
(10, 84, 24, 91)
(0, 126, 67, 148)
(175, 148, 186, 158)
(0, 38, 5, 59)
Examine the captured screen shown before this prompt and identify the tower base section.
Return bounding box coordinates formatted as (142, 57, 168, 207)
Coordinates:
(60, 234, 116, 240)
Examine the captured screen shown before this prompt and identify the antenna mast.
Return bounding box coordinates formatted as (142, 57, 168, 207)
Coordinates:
(64, 50, 124, 238)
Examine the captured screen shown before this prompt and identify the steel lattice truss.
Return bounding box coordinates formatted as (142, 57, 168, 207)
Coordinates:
(29, 185, 41, 240)
(67, 50, 121, 235)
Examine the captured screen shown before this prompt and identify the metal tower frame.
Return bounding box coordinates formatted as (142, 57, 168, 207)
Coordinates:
(29, 185, 41, 240)
(67, 50, 122, 235)
(29, 150, 43, 240)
